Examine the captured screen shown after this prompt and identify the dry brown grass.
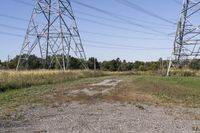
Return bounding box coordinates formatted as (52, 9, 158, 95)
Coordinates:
(0, 70, 108, 91)
(100, 79, 159, 105)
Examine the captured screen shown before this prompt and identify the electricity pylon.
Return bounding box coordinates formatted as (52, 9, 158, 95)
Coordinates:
(174, 0, 200, 63)
(16, 0, 87, 70)
(167, 0, 200, 75)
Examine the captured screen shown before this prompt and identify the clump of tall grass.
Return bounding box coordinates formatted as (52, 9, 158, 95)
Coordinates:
(170, 69, 197, 77)
(0, 70, 107, 92)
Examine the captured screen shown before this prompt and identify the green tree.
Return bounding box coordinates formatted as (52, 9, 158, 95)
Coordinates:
(189, 59, 200, 70)
(8, 55, 19, 69)
(69, 57, 82, 69)
(101, 58, 122, 71)
(133, 61, 145, 70)
(27, 55, 43, 69)
(87, 57, 100, 70)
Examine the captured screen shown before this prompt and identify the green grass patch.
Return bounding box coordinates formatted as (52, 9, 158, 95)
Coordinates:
(131, 75, 200, 106)
(0, 75, 111, 116)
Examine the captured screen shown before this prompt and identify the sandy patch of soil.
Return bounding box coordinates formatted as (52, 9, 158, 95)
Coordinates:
(68, 79, 123, 96)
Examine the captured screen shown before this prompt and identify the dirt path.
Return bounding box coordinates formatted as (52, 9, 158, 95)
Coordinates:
(68, 79, 123, 96)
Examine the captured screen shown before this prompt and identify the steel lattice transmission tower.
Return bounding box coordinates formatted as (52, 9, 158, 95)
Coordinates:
(173, 0, 200, 64)
(16, 0, 87, 70)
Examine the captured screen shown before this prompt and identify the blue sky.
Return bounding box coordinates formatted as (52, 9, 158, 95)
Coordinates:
(0, 0, 182, 61)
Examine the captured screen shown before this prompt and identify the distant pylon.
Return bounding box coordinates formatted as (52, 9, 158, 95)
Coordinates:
(173, 0, 200, 65)
(16, 0, 87, 70)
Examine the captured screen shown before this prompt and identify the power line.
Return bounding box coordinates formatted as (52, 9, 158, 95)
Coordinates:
(77, 17, 159, 35)
(80, 30, 170, 40)
(0, 31, 171, 50)
(8, 0, 173, 35)
(0, 14, 172, 39)
(0, 12, 173, 36)
(2, 0, 173, 51)
(118, 15, 174, 27)
(75, 10, 174, 29)
(8, 0, 174, 28)
(82, 40, 171, 50)
(115, 0, 176, 25)
(0, 14, 29, 22)
(8, 0, 33, 6)
(0, 24, 25, 31)
(0, 22, 172, 41)
(0, 31, 23, 37)
(172, 0, 182, 5)
(85, 44, 171, 51)
(72, 0, 169, 35)
(0, 13, 164, 35)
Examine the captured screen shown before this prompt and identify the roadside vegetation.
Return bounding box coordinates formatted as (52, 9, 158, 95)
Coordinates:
(0, 70, 107, 92)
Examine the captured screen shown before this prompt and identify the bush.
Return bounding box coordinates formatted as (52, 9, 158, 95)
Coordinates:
(171, 70, 196, 77)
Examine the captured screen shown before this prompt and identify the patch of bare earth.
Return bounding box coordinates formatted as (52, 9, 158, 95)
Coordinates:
(67, 79, 123, 97)
(1, 79, 200, 133)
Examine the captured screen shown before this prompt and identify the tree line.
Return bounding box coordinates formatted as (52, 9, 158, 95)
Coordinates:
(0, 55, 200, 71)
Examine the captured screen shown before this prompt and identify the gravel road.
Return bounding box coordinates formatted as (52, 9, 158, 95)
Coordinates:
(1, 102, 200, 133)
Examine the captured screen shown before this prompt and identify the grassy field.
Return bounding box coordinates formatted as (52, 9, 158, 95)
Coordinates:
(0, 70, 108, 91)
(109, 76, 200, 106)
(0, 70, 200, 120)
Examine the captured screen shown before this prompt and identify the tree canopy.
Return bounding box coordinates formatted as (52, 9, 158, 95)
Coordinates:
(0, 55, 199, 71)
